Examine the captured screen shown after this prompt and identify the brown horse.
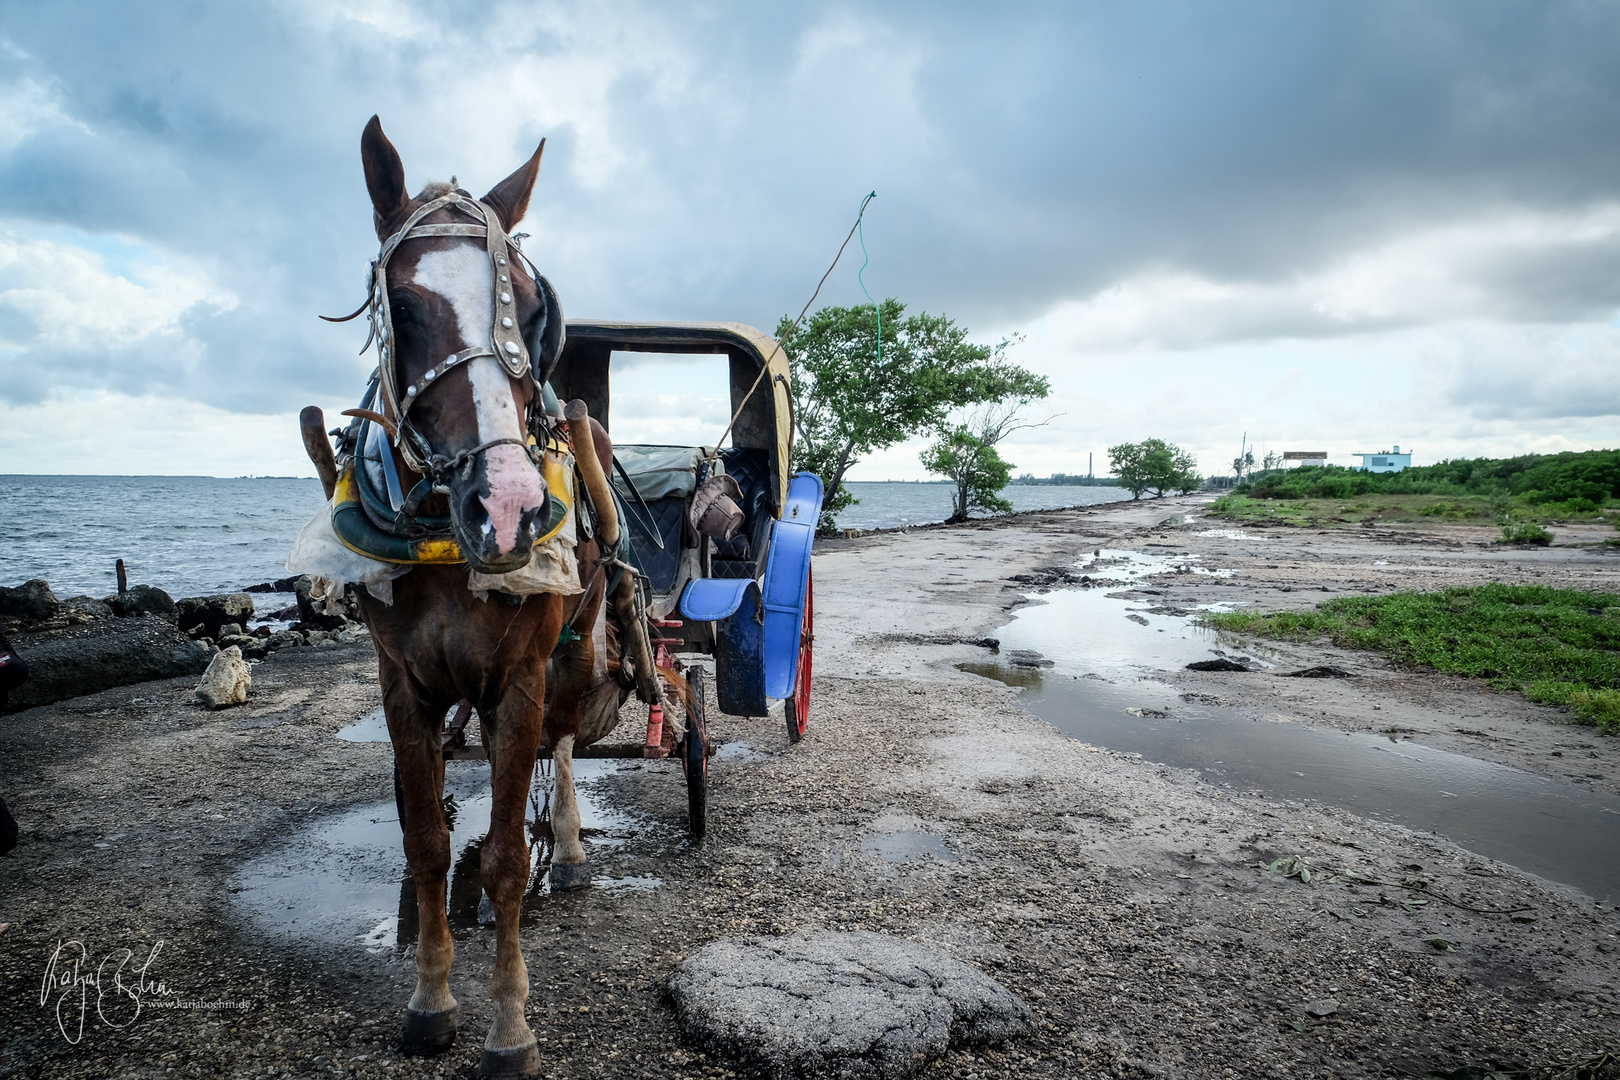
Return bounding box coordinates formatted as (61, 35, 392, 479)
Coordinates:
(349, 116, 609, 1079)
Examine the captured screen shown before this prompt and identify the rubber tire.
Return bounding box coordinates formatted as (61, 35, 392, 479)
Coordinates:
(784, 565, 813, 744)
(683, 669, 708, 840)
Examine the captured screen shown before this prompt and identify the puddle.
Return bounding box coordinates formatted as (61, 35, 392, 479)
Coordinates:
(336, 707, 389, 743)
(714, 740, 768, 764)
(861, 830, 956, 863)
(232, 758, 645, 952)
(962, 550, 1620, 902)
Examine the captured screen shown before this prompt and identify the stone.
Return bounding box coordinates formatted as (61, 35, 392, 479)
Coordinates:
(194, 646, 251, 709)
(105, 584, 176, 619)
(265, 630, 305, 652)
(0, 580, 60, 624)
(175, 593, 255, 640)
(217, 623, 244, 640)
(1303, 998, 1339, 1017)
(60, 596, 113, 620)
(294, 575, 358, 631)
(668, 932, 1032, 1080)
(218, 634, 267, 660)
(4, 615, 213, 711)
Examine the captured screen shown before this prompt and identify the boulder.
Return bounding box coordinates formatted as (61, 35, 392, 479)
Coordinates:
(0, 580, 60, 624)
(194, 646, 251, 709)
(668, 932, 1032, 1080)
(175, 593, 255, 639)
(217, 623, 244, 640)
(4, 615, 214, 711)
(265, 630, 305, 652)
(105, 585, 176, 619)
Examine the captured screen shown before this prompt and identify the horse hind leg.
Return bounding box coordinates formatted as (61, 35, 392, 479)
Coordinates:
(548, 734, 590, 890)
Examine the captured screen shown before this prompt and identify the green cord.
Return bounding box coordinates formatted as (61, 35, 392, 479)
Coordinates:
(855, 191, 879, 365)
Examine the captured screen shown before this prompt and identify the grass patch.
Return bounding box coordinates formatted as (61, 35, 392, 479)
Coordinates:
(1499, 522, 1554, 546)
(1201, 584, 1620, 732)
(1210, 492, 1506, 528)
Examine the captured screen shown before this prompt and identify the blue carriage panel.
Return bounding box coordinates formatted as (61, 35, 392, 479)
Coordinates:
(713, 581, 768, 716)
(761, 473, 823, 700)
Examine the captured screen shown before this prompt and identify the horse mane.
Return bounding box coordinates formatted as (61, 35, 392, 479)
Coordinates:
(416, 180, 459, 200)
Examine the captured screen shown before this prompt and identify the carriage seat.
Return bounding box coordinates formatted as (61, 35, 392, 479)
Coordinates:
(711, 447, 773, 579)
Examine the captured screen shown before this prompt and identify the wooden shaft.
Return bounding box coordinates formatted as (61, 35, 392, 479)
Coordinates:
(299, 406, 339, 500)
(564, 399, 620, 547)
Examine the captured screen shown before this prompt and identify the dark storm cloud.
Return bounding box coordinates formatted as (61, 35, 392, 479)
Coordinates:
(2, 0, 1620, 417)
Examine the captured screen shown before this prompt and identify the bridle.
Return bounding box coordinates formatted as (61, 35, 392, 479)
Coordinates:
(327, 190, 564, 495)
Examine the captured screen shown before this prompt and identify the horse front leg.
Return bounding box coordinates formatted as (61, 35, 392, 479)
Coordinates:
(478, 680, 546, 1079)
(383, 677, 459, 1055)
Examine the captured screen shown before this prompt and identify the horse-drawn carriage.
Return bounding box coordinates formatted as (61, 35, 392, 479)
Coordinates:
(532, 319, 822, 837)
(296, 118, 822, 1074)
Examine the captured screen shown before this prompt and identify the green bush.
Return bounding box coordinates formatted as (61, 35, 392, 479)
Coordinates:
(1499, 522, 1553, 546)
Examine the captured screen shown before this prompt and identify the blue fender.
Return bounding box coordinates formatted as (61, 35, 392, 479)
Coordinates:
(713, 581, 767, 716)
(762, 473, 822, 700)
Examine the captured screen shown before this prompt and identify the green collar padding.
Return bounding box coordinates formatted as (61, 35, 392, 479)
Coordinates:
(331, 469, 568, 566)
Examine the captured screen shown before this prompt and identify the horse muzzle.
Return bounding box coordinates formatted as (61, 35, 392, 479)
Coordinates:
(447, 445, 550, 575)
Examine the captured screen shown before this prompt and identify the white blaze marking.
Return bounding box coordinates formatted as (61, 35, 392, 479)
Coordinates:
(412, 246, 491, 347)
(412, 245, 544, 555)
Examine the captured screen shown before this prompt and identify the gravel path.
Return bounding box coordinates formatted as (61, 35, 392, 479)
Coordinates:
(1, 498, 1616, 1079)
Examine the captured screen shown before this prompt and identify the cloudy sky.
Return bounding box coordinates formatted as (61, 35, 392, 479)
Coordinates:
(2, 0, 1618, 480)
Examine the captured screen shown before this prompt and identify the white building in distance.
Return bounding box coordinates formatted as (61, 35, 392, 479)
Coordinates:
(1282, 451, 1328, 468)
(1354, 445, 1413, 473)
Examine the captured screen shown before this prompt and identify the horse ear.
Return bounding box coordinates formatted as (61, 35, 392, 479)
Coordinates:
(481, 139, 545, 234)
(361, 115, 409, 235)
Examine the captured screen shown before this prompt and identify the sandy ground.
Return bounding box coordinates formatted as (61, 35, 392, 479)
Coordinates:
(1, 497, 1617, 1079)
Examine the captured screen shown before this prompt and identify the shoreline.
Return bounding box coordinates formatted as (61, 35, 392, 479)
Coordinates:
(1, 498, 1617, 1078)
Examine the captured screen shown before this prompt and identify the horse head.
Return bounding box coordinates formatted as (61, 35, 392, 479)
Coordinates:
(360, 115, 553, 575)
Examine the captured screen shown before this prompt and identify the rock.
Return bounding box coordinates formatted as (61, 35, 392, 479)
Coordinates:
(217, 623, 244, 640)
(1006, 650, 1053, 669)
(194, 646, 251, 709)
(175, 593, 255, 640)
(243, 577, 298, 593)
(4, 615, 213, 710)
(217, 634, 268, 660)
(1281, 665, 1355, 678)
(105, 585, 176, 619)
(1303, 998, 1339, 1017)
(0, 580, 60, 624)
(60, 596, 113, 620)
(1186, 659, 1250, 672)
(668, 931, 1031, 1080)
(294, 575, 358, 630)
(265, 630, 305, 652)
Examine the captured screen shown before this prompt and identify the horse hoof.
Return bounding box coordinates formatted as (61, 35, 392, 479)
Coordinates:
(400, 1006, 459, 1055)
(479, 1040, 541, 1079)
(549, 860, 591, 892)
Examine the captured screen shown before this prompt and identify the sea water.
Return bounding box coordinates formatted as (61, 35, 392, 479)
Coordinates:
(0, 475, 1133, 598)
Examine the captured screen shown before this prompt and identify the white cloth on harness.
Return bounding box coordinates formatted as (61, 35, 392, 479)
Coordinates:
(285, 506, 413, 607)
(285, 449, 583, 606)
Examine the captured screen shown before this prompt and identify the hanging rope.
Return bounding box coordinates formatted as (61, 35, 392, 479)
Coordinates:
(714, 191, 877, 450)
(855, 192, 881, 367)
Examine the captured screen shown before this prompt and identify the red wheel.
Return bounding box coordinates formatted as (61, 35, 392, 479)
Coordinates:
(785, 566, 813, 743)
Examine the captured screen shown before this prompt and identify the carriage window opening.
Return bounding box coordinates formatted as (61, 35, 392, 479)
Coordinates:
(606, 352, 733, 446)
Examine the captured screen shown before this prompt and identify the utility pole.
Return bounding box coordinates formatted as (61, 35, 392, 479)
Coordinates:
(1088, 452, 1093, 480)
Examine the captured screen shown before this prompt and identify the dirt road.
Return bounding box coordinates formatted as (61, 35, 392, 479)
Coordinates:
(1, 497, 1616, 1079)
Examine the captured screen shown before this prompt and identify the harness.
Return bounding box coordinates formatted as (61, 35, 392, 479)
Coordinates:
(324, 187, 569, 545)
